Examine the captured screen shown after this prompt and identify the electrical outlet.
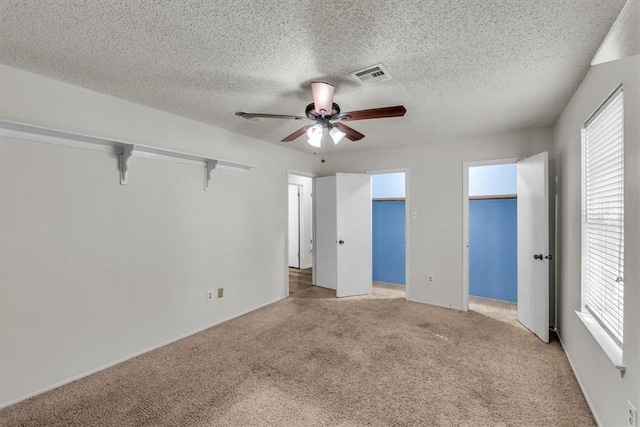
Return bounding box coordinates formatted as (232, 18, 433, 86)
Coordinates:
(217, 288, 224, 298)
(207, 290, 214, 301)
(628, 401, 637, 427)
(428, 274, 434, 284)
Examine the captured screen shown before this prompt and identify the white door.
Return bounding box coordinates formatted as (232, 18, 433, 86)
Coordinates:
(336, 173, 372, 297)
(315, 176, 337, 289)
(288, 185, 300, 268)
(517, 152, 549, 343)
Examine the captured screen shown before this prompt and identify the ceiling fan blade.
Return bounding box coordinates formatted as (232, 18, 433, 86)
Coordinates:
(333, 122, 365, 141)
(282, 125, 313, 142)
(340, 105, 406, 121)
(311, 82, 335, 116)
(235, 112, 307, 120)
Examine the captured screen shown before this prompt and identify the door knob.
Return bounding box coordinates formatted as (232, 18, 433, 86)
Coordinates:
(338, 240, 345, 244)
(533, 254, 543, 260)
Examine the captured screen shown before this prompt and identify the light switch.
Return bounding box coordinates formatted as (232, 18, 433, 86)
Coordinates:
(411, 211, 418, 220)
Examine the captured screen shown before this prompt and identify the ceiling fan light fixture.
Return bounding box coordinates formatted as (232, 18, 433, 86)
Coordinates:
(311, 82, 335, 117)
(306, 124, 323, 148)
(329, 126, 346, 145)
(238, 81, 406, 145)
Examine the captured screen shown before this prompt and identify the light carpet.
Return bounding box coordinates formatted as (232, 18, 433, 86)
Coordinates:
(0, 285, 593, 426)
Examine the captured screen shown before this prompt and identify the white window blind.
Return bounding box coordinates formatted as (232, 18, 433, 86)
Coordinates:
(582, 87, 624, 345)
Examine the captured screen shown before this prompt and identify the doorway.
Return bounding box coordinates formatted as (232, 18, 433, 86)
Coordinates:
(310, 171, 409, 300)
(463, 158, 519, 312)
(370, 170, 407, 298)
(468, 163, 518, 304)
(463, 154, 551, 343)
(287, 173, 314, 296)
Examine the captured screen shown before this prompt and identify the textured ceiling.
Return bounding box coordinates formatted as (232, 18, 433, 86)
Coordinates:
(0, 0, 627, 155)
(592, 0, 639, 65)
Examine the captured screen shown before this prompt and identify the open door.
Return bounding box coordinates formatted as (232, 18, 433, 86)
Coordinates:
(336, 173, 372, 297)
(517, 152, 549, 343)
(315, 173, 372, 297)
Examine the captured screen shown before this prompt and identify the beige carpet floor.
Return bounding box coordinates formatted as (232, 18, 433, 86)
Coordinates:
(0, 285, 593, 426)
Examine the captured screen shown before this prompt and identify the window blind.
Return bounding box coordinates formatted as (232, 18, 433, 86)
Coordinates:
(582, 88, 624, 345)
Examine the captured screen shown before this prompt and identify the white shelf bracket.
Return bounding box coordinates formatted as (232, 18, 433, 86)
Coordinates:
(205, 159, 219, 191)
(120, 144, 135, 185)
(0, 120, 255, 187)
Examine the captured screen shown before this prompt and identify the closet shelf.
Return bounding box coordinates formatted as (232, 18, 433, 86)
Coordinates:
(0, 119, 255, 190)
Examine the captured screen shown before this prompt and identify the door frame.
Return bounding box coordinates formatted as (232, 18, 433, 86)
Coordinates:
(462, 158, 520, 311)
(285, 170, 317, 299)
(288, 184, 302, 269)
(366, 168, 410, 300)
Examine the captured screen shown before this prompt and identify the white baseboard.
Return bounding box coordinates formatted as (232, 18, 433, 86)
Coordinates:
(0, 296, 284, 410)
(373, 280, 405, 287)
(557, 332, 601, 427)
(406, 296, 462, 312)
(314, 283, 336, 290)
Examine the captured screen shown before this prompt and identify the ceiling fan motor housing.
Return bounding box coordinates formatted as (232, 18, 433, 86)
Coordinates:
(306, 102, 340, 120)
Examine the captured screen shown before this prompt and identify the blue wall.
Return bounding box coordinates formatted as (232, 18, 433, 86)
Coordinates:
(372, 173, 405, 198)
(469, 199, 517, 302)
(469, 164, 517, 197)
(372, 201, 405, 285)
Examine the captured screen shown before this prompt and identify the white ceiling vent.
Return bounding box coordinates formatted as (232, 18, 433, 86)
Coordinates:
(350, 63, 392, 85)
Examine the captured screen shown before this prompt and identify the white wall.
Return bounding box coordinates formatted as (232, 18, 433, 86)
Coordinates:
(371, 172, 405, 198)
(554, 54, 639, 426)
(469, 163, 517, 196)
(288, 174, 313, 269)
(321, 128, 553, 309)
(0, 65, 320, 407)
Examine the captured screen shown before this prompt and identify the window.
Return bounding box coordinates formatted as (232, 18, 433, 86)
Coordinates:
(581, 87, 624, 348)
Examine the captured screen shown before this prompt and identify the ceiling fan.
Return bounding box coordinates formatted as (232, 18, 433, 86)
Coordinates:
(235, 82, 406, 147)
